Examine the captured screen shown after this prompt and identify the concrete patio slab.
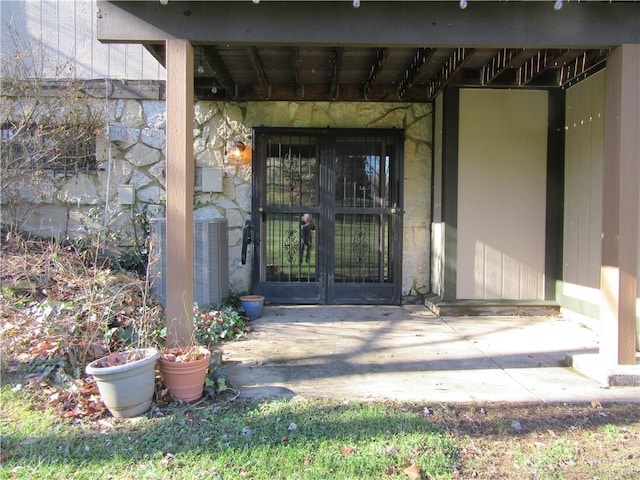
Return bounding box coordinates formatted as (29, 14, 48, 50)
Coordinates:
(221, 305, 640, 404)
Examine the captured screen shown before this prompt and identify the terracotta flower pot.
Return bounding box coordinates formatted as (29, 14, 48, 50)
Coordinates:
(85, 348, 159, 418)
(158, 346, 211, 402)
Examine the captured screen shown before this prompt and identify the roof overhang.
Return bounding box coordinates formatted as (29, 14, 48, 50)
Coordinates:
(96, 1, 640, 101)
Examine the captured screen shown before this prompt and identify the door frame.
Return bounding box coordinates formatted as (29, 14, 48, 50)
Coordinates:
(250, 127, 404, 305)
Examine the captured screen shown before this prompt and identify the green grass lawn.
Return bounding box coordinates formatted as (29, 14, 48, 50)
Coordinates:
(1, 387, 456, 480)
(2, 385, 639, 480)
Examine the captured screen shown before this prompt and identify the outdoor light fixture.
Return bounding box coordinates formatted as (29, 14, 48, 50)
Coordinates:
(554, 0, 563, 10)
(353, 0, 360, 8)
(159, 0, 168, 5)
(197, 61, 205, 74)
(226, 136, 246, 159)
(459, 0, 468, 9)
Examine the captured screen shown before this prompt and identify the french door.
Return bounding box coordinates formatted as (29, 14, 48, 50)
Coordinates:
(251, 128, 404, 304)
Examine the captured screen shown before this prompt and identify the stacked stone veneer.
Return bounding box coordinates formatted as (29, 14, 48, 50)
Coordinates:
(3, 98, 432, 300)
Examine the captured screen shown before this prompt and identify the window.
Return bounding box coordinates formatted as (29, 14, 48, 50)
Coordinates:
(1, 122, 97, 174)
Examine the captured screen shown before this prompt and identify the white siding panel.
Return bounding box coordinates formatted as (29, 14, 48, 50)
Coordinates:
(561, 70, 605, 320)
(76, 0, 96, 78)
(564, 87, 579, 285)
(563, 70, 604, 293)
(458, 89, 548, 300)
(1, 0, 165, 81)
(588, 73, 604, 288)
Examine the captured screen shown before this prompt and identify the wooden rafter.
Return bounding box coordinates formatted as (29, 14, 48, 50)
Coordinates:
(518, 49, 571, 86)
(428, 48, 473, 99)
(363, 48, 389, 100)
(248, 46, 271, 99)
(292, 47, 304, 100)
(330, 47, 344, 101)
(482, 48, 527, 85)
(397, 48, 433, 100)
(143, 43, 166, 67)
(560, 49, 609, 87)
(200, 46, 236, 95)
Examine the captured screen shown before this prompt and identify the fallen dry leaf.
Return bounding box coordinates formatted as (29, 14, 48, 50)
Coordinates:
(591, 399, 603, 409)
(106, 352, 125, 366)
(0, 451, 13, 461)
(341, 445, 356, 455)
(404, 463, 423, 479)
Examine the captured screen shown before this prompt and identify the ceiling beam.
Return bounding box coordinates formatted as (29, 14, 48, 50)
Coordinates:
(98, 1, 639, 48)
(200, 46, 236, 96)
(194, 83, 431, 103)
(428, 48, 473, 99)
(330, 47, 344, 101)
(363, 48, 389, 101)
(397, 48, 433, 100)
(482, 48, 528, 85)
(292, 47, 304, 100)
(247, 47, 271, 99)
(560, 49, 609, 87)
(518, 49, 572, 86)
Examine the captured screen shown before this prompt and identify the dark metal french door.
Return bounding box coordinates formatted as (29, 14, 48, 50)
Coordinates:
(251, 128, 403, 304)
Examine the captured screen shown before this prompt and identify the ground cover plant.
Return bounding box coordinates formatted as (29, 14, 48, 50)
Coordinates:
(1, 233, 639, 479)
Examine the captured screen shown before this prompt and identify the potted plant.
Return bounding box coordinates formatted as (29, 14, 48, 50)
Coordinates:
(85, 348, 159, 417)
(239, 294, 265, 320)
(84, 278, 164, 418)
(158, 345, 211, 402)
(157, 301, 250, 402)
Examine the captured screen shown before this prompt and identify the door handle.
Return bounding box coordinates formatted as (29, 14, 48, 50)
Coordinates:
(241, 219, 252, 265)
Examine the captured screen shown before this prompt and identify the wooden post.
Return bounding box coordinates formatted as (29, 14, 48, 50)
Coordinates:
(600, 44, 640, 365)
(165, 39, 195, 347)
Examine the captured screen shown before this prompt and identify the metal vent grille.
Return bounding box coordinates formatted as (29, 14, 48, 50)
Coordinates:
(149, 218, 229, 307)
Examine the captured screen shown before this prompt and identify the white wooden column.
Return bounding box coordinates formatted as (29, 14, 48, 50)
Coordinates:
(600, 44, 640, 365)
(165, 39, 194, 347)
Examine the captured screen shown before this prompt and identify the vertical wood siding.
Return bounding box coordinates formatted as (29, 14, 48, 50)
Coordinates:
(430, 94, 445, 296)
(1, 0, 165, 80)
(562, 70, 604, 318)
(457, 89, 548, 300)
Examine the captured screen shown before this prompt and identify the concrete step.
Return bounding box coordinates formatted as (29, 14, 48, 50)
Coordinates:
(425, 295, 561, 317)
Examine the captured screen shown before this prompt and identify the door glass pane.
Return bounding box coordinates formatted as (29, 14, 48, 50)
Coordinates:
(334, 214, 391, 283)
(264, 213, 317, 282)
(335, 138, 391, 208)
(265, 136, 318, 207)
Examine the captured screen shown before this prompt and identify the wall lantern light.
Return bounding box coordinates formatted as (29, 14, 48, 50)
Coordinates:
(226, 136, 246, 160)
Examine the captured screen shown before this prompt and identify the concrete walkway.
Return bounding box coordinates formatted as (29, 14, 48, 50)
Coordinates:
(221, 305, 640, 404)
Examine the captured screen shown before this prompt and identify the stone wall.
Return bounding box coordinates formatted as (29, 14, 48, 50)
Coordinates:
(2, 98, 433, 301)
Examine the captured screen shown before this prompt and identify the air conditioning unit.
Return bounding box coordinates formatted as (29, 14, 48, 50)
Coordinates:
(149, 218, 229, 307)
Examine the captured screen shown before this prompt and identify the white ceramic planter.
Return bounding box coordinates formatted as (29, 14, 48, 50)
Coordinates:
(86, 348, 159, 417)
